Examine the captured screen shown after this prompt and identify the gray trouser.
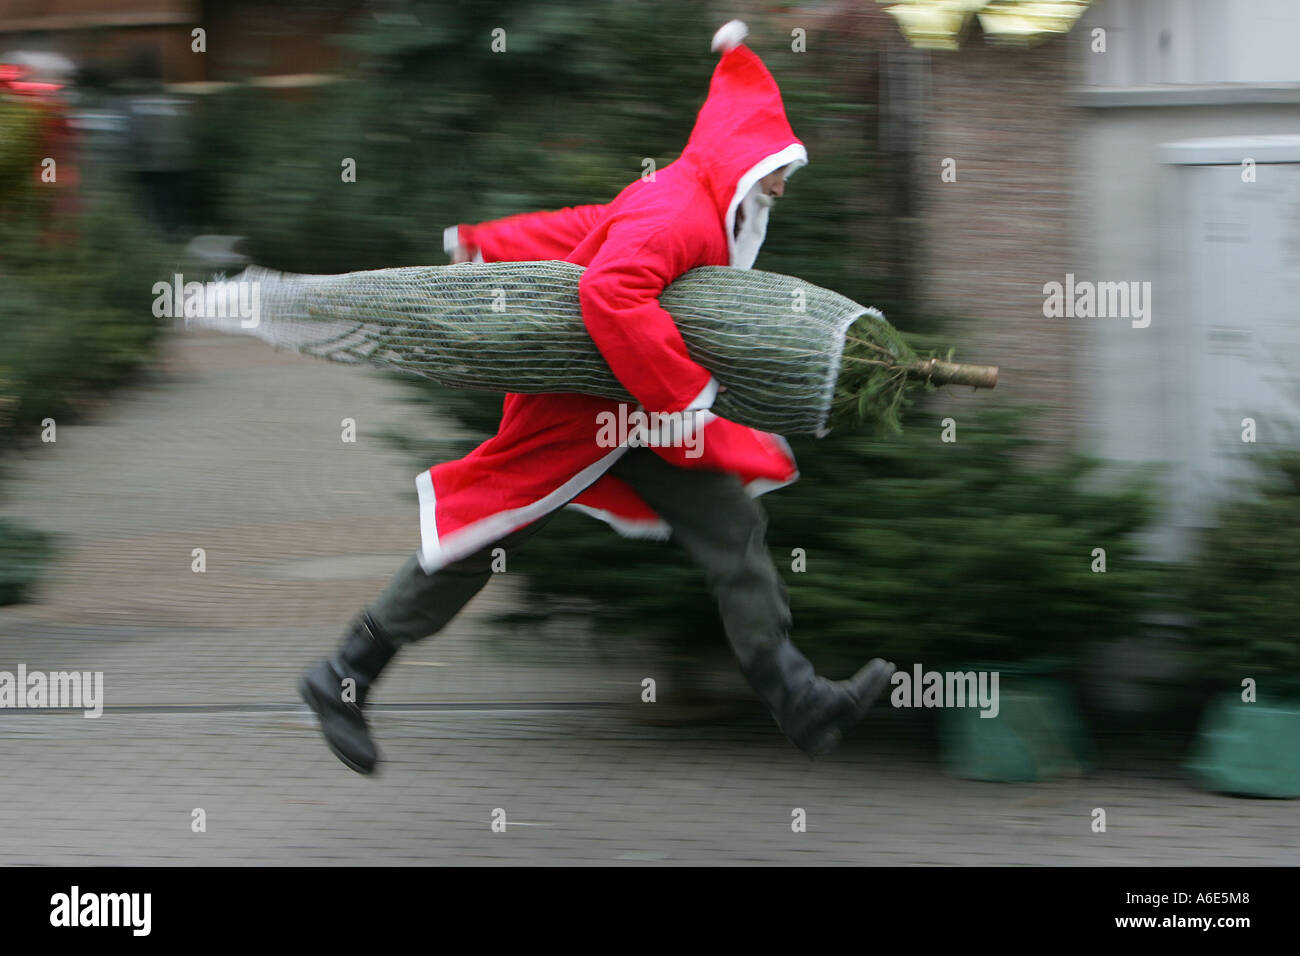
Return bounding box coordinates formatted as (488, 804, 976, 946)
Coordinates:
(367, 448, 792, 668)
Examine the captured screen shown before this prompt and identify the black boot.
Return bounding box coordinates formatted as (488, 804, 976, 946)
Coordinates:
(742, 641, 895, 758)
(298, 612, 399, 774)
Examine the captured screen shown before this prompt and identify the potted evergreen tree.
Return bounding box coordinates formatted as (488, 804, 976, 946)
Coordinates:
(1184, 448, 1300, 798)
(488, 401, 1163, 780)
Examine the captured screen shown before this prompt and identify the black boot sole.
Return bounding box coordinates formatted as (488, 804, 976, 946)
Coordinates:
(298, 670, 378, 776)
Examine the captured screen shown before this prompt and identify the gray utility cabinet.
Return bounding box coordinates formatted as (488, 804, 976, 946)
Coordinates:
(1158, 135, 1300, 537)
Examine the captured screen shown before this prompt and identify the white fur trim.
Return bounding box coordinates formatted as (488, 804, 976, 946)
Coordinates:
(442, 225, 460, 256)
(416, 444, 630, 573)
(444, 224, 484, 263)
(686, 377, 719, 412)
(726, 143, 808, 269)
(746, 432, 799, 496)
(416, 469, 440, 567)
(624, 379, 718, 453)
(415, 434, 799, 570)
(768, 430, 797, 462)
(637, 409, 710, 456)
(745, 472, 799, 497)
(564, 503, 671, 540)
(711, 20, 749, 53)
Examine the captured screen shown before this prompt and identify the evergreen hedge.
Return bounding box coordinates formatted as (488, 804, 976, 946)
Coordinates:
(188, 1, 1167, 668)
(1182, 447, 1300, 690)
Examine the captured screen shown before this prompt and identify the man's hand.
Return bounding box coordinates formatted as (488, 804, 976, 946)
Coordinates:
(450, 245, 474, 264)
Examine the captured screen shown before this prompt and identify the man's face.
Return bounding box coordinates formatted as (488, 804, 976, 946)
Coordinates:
(759, 165, 789, 199)
(736, 164, 791, 234)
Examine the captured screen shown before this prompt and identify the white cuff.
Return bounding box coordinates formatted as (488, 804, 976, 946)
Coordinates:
(442, 225, 460, 257)
(686, 376, 719, 412)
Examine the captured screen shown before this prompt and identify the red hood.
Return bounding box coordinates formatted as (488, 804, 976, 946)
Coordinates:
(679, 43, 807, 268)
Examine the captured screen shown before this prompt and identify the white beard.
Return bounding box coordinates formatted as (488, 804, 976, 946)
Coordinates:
(731, 183, 774, 269)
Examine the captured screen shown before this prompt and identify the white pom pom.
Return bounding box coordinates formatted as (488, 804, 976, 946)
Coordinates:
(711, 19, 749, 54)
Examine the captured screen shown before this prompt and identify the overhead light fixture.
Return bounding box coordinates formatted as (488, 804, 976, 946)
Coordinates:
(878, 0, 1092, 49)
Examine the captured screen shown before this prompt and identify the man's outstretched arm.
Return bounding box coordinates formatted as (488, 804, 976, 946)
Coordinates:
(446, 202, 610, 263)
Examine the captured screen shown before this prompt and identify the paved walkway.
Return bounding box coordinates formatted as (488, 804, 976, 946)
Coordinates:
(0, 330, 1295, 865)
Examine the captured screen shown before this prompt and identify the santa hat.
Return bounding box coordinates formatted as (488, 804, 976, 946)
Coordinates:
(687, 20, 807, 269)
(711, 19, 750, 54)
(695, 20, 803, 158)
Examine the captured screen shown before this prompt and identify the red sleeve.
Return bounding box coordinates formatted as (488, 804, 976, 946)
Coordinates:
(454, 203, 609, 263)
(576, 216, 717, 415)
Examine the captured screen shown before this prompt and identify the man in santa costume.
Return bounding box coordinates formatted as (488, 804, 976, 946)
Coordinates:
(299, 21, 895, 774)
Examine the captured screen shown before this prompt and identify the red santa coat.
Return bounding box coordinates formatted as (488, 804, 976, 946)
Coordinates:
(417, 37, 808, 572)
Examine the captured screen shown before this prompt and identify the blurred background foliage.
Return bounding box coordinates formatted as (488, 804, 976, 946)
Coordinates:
(1, 90, 172, 604)
(444, 399, 1165, 678)
(7, 0, 1260, 708)
(188, 0, 886, 310)
(0, 196, 171, 444)
(172, 0, 1163, 675)
(1182, 445, 1300, 690)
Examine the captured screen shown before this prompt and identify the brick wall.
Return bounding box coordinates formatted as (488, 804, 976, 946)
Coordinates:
(914, 29, 1081, 453)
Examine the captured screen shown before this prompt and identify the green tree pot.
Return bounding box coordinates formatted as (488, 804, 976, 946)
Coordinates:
(937, 665, 1095, 782)
(1187, 693, 1300, 798)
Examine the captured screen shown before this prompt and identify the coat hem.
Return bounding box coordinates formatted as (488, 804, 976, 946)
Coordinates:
(416, 443, 631, 573)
